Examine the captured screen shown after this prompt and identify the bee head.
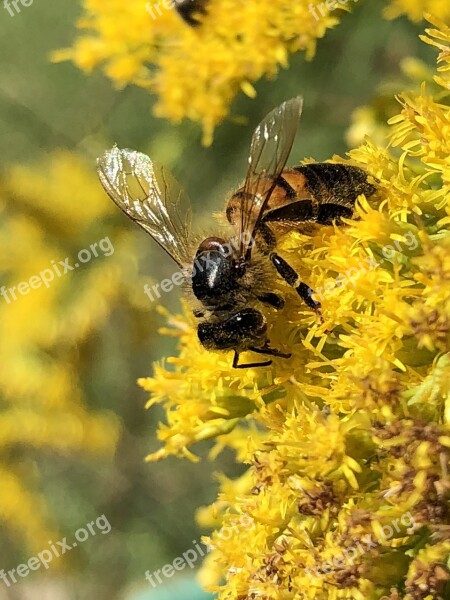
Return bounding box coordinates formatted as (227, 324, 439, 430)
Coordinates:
(197, 308, 267, 351)
(191, 237, 243, 308)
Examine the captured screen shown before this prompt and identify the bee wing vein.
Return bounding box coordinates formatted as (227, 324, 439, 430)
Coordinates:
(97, 146, 192, 267)
(238, 96, 304, 260)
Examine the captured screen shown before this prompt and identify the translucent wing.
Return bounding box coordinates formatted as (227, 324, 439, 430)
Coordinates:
(239, 96, 303, 260)
(97, 146, 192, 267)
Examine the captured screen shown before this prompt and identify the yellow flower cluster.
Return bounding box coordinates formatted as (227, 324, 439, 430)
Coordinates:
(140, 17, 450, 599)
(55, 1, 450, 144)
(0, 152, 145, 552)
(54, 0, 344, 144)
(385, 0, 450, 22)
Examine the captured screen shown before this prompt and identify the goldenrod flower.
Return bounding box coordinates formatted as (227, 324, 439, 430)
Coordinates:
(55, 2, 450, 143)
(54, 0, 346, 144)
(141, 17, 450, 599)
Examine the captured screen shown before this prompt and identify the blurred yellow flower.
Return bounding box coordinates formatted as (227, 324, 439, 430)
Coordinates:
(385, 0, 450, 22)
(0, 151, 146, 553)
(140, 17, 450, 600)
(55, 1, 450, 144)
(53, 0, 345, 144)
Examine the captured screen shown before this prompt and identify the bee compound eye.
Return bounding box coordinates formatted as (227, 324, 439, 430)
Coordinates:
(191, 247, 237, 304)
(196, 237, 229, 256)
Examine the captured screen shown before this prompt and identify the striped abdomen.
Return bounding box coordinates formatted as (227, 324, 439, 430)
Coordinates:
(226, 163, 377, 234)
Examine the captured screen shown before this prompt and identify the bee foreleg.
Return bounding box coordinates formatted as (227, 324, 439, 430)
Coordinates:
(270, 253, 321, 311)
(249, 344, 291, 359)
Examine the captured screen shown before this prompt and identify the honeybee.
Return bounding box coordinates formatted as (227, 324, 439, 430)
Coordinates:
(175, 0, 208, 26)
(97, 97, 376, 368)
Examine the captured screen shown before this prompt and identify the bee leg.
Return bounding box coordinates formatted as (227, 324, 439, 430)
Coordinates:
(232, 351, 272, 369)
(254, 223, 277, 254)
(262, 199, 316, 224)
(317, 204, 353, 225)
(249, 344, 291, 359)
(257, 292, 285, 309)
(269, 253, 321, 311)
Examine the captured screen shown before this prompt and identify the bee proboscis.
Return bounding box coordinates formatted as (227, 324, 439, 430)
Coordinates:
(97, 97, 376, 368)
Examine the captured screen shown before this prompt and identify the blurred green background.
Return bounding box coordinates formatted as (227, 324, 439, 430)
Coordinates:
(0, 1, 433, 599)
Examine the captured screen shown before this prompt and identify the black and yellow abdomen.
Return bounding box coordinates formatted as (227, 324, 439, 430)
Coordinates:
(226, 163, 377, 233)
